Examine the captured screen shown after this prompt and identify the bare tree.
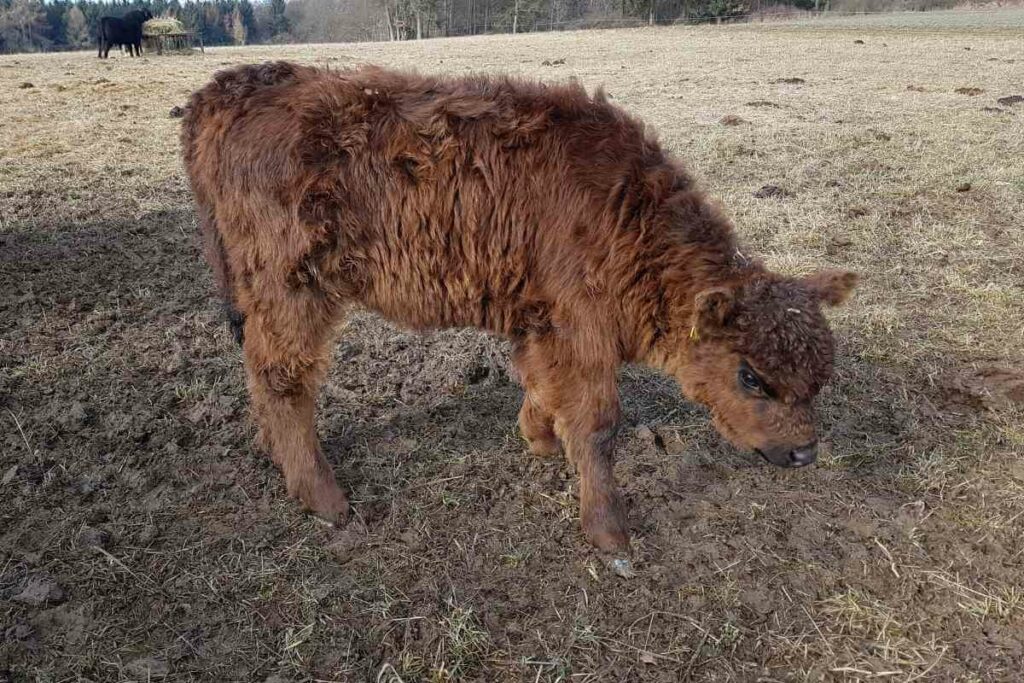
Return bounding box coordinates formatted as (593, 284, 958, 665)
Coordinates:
(0, 0, 49, 53)
(64, 6, 91, 48)
(230, 5, 248, 44)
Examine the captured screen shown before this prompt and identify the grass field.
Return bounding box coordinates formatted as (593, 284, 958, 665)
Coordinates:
(2, 10, 1023, 682)
(782, 7, 1024, 29)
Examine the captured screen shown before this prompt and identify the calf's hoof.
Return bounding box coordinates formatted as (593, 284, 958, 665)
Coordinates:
(296, 475, 350, 526)
(582, 503, 630, 554)
(525, 434, 562, 457)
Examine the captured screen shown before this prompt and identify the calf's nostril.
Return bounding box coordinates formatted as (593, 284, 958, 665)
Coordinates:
(788, 442, 818, 466)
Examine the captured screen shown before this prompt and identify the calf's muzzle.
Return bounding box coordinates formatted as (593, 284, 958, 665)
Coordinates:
(757, 440, 818, 468)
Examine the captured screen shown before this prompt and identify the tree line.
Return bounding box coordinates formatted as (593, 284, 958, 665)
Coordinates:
(0, 0, 285, 53)
(0, 0, 962, 53)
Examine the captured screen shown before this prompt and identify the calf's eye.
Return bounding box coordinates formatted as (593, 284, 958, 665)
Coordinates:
(739, 367, 762, 393)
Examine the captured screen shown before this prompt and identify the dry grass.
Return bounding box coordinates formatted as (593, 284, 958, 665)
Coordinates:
(784, 7, 1024, 30)
(2, 10, 1024, 682)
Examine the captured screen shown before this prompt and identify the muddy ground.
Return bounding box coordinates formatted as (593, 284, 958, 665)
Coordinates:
(2, 13, 1024, 682)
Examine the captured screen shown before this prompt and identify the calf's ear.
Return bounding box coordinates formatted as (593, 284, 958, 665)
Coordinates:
(691, 287, 736, 339)
(802, 270, 858, 307)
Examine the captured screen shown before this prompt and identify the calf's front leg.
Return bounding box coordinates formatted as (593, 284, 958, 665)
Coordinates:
(518, 340, 629, 553)
(557, 393, 629, 554)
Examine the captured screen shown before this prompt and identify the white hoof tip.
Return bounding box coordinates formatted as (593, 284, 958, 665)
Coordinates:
(610, 558, 635, 578)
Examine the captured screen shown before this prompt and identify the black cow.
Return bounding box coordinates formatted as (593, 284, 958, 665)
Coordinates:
(97, 9, 153, 59)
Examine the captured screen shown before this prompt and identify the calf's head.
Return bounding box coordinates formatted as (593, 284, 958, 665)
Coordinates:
(675, 271, 857, 468)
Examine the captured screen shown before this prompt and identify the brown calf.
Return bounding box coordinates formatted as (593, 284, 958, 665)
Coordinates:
(181, 62, 856, 555)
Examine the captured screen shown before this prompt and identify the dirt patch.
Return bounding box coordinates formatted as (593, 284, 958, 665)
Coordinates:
(955, 87, 985, 96)
(969, 367, 1024, 407)
(771, 77, 805, 84)
(936, 367, 1024, 412)
(744, 99, 781, 108)
(719, 114, 747, 126)
(11, 575, 66, 607)
(753, 184, 792, 198)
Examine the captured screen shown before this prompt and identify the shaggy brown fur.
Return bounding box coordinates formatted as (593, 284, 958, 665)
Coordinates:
(181, 62, 856, 554)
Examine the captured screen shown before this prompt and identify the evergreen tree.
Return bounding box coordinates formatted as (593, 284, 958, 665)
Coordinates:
(269, 0, 287, 37)
(238, 0, 256, 41)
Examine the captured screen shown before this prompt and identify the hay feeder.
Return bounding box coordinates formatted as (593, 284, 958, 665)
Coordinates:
(142, 17, 204, 55)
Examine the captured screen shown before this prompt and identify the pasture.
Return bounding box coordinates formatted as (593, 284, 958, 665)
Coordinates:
(2, 11, 1023, 681)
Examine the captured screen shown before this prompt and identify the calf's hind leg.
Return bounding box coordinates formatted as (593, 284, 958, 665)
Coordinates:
(513, 343, 561, 457)
(518, 396, 560, 456)
(242, 295, 348, 524)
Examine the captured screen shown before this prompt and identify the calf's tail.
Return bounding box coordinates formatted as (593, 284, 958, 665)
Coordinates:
(198, 204, 245, 346)
(180, 100, 246, 346)
(180, 63, 311, 346)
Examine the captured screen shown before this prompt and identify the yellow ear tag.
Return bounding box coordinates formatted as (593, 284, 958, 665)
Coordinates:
(689, 326, 700, 343)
